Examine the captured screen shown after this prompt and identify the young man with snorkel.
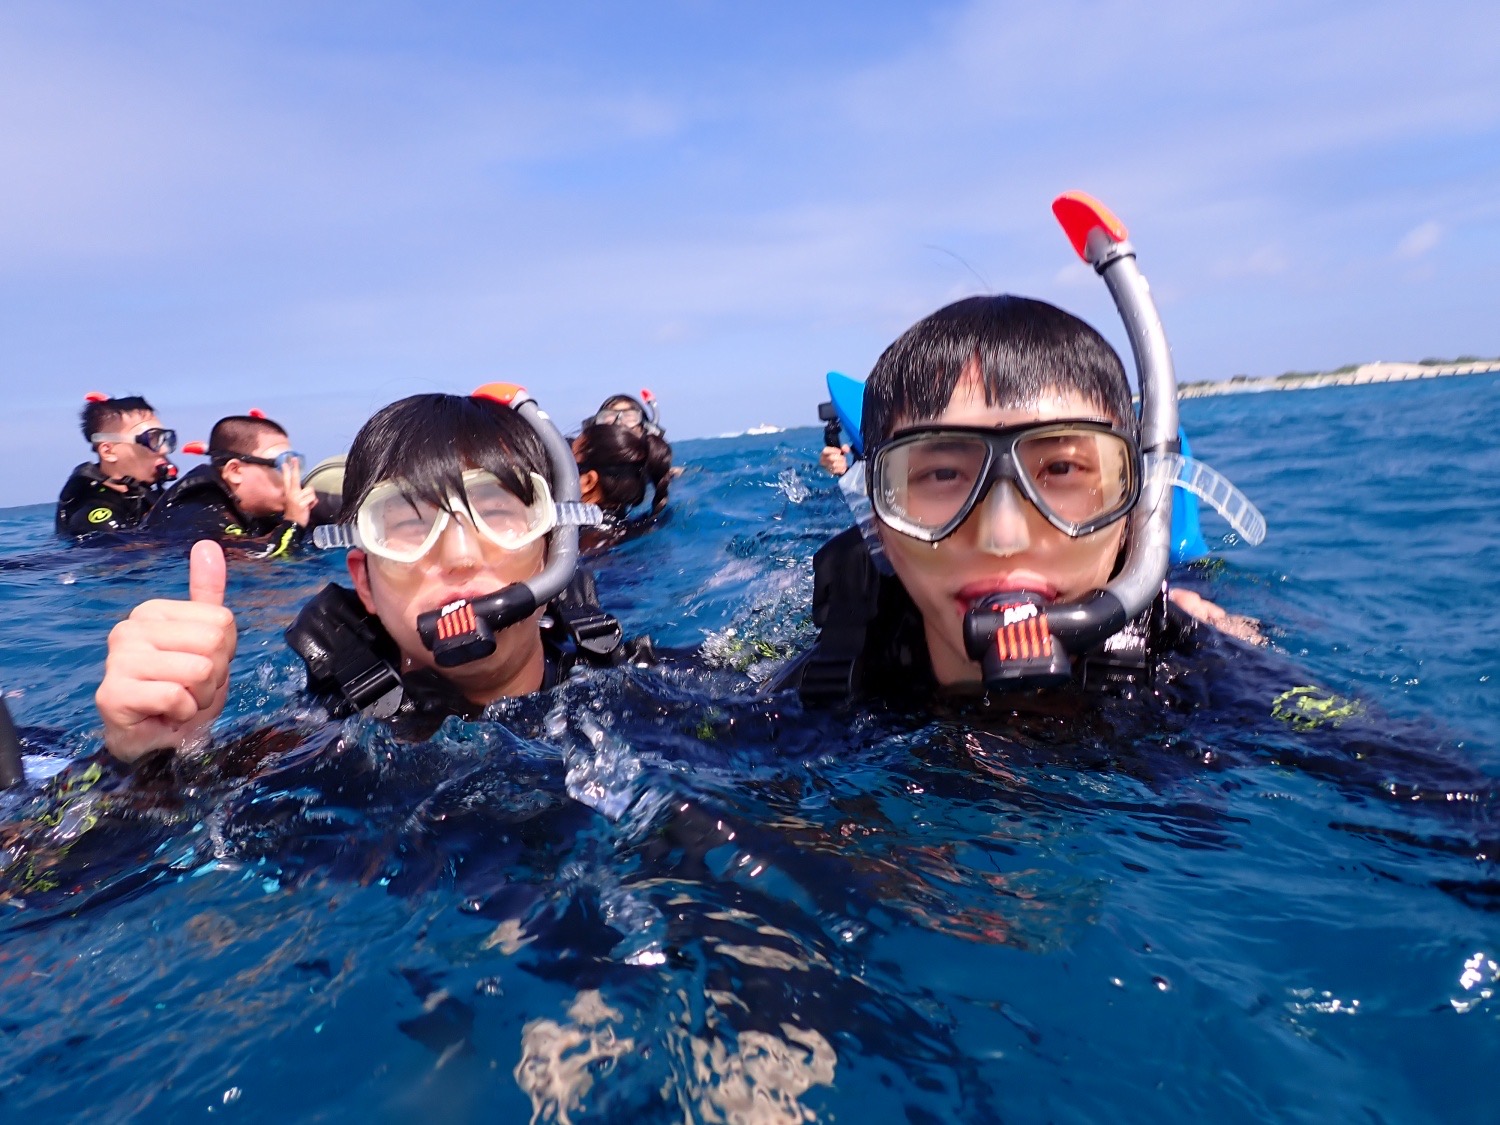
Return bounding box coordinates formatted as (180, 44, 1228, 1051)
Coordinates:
(781, 193, 1264, 705)
(144, 412, 317, 559)
(56, 393, 178, 537)
(95, 386, 627, 763)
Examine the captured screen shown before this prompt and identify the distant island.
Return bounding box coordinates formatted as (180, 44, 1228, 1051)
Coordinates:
(1179, 357, 1500, 398)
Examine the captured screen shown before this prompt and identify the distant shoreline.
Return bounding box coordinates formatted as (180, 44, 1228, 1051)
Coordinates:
(1179, 359, 1500, 398)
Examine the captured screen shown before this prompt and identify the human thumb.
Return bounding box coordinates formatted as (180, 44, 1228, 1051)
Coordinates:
(188, 539, 227, 606)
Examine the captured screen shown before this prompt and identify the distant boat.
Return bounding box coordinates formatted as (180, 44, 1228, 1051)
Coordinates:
(744, 424, 783, 436)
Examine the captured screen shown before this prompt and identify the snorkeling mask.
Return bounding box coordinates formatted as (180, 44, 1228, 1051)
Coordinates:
(946, 192, 1264, 690)
(311, 383, 606, 667)
(91, 426, 178, 455)
(593, 390, 663, 438)
(869, 421, 1141, 543)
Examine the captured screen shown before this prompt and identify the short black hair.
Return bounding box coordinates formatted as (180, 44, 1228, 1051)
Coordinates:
(861, 296, 1136, 449)
(81, 395, 155, 446)
(574, 422, 673, 516)
(340, 393, 550, 524)
(208, 415, 289, 460)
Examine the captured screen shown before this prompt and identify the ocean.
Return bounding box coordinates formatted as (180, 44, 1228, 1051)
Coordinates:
(0, 374, 1495, 1123)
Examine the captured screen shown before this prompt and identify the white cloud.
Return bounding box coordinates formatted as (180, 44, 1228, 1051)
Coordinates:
(1395, 221, 1444, 260)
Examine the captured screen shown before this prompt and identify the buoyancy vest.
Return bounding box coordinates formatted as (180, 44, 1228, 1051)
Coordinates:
(55, 463, 162, 536)
(284, 573, 644, 720)
(792, 527, 1183, 706)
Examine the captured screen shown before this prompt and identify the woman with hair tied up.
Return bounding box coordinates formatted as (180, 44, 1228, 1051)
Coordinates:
(571, 420, 673, 529)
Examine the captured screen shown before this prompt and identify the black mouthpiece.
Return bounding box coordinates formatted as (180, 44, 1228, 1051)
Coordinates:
(416, 584, 539, 667)
(962, 591, 1072, 691)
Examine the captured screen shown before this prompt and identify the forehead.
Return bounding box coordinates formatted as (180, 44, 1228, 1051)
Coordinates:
(118, 411, 162, 433)
(250, 433, 291, 458)
(896, 369, 1114, 431)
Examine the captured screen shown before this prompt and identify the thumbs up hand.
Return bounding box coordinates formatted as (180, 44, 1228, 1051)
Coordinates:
(96, 540, 239, 763)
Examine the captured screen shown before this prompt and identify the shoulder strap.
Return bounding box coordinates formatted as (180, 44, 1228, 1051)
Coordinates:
(798, 527, 884, 705)
(546, 567, 626, 664)
(284, 584, 404, 717)
(1076, 584, 1167, 690)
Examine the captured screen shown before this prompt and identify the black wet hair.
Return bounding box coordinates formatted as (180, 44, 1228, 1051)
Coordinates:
(573, 422, 673, 516)
(340, 393, 550, 524)
(81, 395, 155, 447)
(208, 415, 289, 461)
(861, 296, 1136, 449)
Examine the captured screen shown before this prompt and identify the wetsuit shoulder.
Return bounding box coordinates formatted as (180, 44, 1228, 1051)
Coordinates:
(148, 465, 304, 556)
(55, 464, 156, 536)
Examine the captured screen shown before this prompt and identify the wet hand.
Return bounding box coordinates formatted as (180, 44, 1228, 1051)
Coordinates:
(281, 457, 317, 526)
(96, 540, 238, 763)
(1168, 588, 1265, 645)
(819, 445, 850, 477)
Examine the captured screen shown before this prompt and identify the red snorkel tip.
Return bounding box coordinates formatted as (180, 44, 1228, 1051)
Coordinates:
(247, 408, 266, 419)
(182, 440, 208, 456)
(84, 391, 110, 403)
(640, 388, 655, 403)
(471, 381, 530, 408)
(1052, 191, 1129, 264)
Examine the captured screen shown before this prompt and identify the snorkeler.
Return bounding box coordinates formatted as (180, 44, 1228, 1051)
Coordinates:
(780, 193, 1262, 704)
(142, 412, 316, 558)
(94, 387, 638, 764)
(572, 421, 673, 521)
(55, 392, 177, 537)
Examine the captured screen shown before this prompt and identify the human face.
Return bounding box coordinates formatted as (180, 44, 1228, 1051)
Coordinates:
(223, 436, 296, 518)
(346, 489, 549, 703)
(875, 366, 1130, 688)
(97, 411, 170, 483)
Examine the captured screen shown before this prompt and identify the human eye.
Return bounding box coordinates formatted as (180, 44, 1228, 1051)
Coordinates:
(906, 444, 978, 492)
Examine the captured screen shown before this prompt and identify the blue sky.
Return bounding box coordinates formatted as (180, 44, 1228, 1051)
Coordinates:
(4, 0, 1498, 506)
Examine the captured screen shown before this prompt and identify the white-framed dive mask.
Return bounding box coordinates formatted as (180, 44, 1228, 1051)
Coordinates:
(316, 470, 558, 564)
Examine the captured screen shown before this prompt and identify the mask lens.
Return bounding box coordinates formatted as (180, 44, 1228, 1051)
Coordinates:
(1015, 427, 1135, 528)
(272, 450, 303, 471)
(140, 428, 177, 454)
(361, 485, 444, 562)
(463, 471, 551, 550)
(596, 408, 643, 428)
(874, 434, 990, 537)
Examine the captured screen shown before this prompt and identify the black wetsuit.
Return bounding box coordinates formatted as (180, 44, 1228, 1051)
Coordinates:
(774, 526, 1197, 707)
(54, 463, 163, 537)
(143, 464, 304, 558)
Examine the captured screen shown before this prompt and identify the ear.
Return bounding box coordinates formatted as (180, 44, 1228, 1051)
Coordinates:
(98, 443, 118, 466)
(346, 549, 379, 614)
(578, 469, 602, 505)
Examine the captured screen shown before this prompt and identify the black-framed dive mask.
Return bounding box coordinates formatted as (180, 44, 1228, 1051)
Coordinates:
(91, 427, 178, 455)
(868, 420, 1142, 543)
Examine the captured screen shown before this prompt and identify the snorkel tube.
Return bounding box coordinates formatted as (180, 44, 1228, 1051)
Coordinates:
(961, 192, 1178, 688)
(414, 382, 597, 667)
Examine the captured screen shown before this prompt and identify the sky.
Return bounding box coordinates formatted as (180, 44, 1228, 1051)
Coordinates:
(3, 0, 1498, 507)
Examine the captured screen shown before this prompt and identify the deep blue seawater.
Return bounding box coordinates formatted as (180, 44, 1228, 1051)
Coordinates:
(0, 375, 1496, 1123)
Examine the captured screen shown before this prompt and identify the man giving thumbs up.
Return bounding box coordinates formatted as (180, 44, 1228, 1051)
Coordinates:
(95, 540, 238, 764)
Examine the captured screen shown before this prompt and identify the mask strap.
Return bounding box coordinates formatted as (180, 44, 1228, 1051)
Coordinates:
(1147, 453, 1266, 545)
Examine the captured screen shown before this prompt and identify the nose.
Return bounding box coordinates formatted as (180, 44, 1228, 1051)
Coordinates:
(433, 512, 483, 571)
(975, 479, 1032, 557)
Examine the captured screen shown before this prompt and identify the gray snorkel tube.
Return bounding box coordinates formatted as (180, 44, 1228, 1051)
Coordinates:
(961, 192, 1177, 686)
(410, 383, 600, 667)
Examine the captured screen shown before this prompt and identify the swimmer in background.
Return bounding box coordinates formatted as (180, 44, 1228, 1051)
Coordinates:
(572, 422, 673, 521)
(95, 389, 639, 765)
(56, 393, 177, 537)
(143, 413, 316, 559)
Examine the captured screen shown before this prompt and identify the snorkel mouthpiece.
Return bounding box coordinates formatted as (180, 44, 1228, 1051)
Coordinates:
(963, 592, 1072, 690)
(418, 585, 538, 667)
